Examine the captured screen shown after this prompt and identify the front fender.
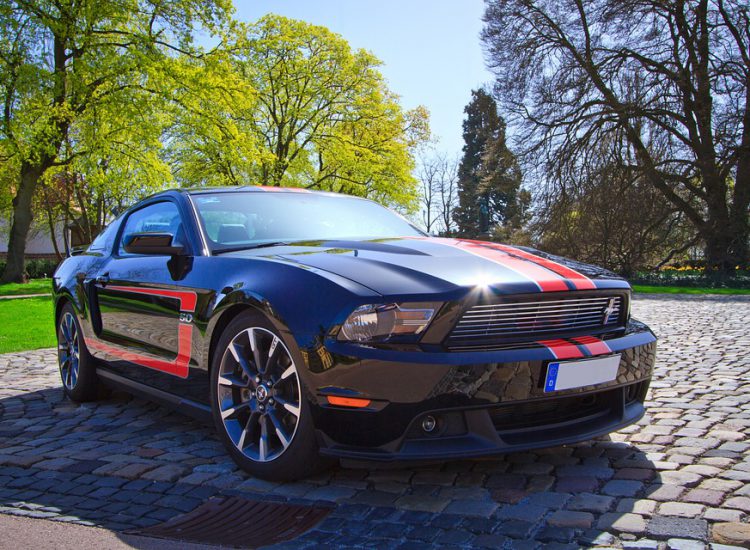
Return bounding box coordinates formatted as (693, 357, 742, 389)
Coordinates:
(52, 255, 103, 337)
(199, 256, 380, 374)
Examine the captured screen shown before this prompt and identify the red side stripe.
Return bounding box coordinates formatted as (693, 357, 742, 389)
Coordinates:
(88, 285, 196, 378)
(538, 338, 585, 359)
(107, 285, 197, 312)
(432, 238, 570, 292)
(572, 335, 612, 356)
(87, 323, 192, 378)
(484, 243, 596, 290)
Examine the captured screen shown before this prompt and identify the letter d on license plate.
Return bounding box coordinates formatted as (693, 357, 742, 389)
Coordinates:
(544, 354, 621, 392)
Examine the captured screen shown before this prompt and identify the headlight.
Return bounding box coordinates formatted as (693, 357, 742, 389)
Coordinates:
(338, 302, 440, 342)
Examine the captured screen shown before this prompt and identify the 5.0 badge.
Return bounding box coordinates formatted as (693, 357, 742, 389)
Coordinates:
(179, 313, 193, 323)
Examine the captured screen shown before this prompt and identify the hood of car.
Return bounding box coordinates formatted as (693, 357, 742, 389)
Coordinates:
(225, 237, 629, 296)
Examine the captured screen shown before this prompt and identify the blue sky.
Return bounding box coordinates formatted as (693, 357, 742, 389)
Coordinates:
(231, 0, 494, 156)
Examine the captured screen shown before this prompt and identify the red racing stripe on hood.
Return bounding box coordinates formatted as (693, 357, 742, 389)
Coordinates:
(482, 242, 596, 290)
(256, 185, 310, 193)
(428, 238, 570, 292)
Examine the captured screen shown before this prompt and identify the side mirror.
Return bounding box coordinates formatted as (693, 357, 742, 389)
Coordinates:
(123, 232, 185, 256)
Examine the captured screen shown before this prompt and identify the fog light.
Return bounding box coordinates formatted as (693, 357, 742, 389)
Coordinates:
(421, 415, 437, 433)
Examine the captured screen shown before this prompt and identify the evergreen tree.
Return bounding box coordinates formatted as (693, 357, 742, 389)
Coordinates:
(453, 89, 522, 238)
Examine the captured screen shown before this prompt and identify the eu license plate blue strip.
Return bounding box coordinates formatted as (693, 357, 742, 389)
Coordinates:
(545, 363, 559, 392)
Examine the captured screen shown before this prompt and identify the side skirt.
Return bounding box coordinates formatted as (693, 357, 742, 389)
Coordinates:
(96, 368, 212, 424)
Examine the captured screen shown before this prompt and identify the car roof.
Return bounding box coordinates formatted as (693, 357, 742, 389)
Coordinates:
(186, 186, 347, 197)
(142, 186, 369, 202)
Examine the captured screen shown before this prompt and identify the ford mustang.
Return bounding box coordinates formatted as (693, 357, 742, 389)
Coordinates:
(52, 187, 656, 480)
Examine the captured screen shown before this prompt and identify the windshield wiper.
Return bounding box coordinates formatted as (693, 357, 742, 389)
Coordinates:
(214, 241, 291, 255)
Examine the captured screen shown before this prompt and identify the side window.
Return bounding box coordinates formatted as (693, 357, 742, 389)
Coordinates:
(118, 201, 185, 256)
(88, 218, 122, 254)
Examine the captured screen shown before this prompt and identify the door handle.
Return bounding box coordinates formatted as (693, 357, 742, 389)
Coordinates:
(96, 274, 110, 286)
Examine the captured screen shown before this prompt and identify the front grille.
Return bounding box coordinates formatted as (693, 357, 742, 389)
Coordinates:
(448, 293, 625, 345)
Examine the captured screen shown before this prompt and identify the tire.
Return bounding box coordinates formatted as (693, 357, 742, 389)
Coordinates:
(57, 302, 101, 402)
(210, 310, 327, 481)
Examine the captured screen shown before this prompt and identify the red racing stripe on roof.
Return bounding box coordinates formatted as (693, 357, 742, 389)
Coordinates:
(255, 185, 310, 192)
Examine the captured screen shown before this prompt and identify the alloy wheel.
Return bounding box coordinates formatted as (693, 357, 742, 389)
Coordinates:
(58, 312, 80, 391)
(217, 327, 301, 462)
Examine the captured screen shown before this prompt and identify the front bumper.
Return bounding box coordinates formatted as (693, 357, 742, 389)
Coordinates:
(317, 382, 648, 461)
(302, 320, 656, 461)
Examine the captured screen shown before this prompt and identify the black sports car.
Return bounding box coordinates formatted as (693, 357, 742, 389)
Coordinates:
(53, 187, 656, 480)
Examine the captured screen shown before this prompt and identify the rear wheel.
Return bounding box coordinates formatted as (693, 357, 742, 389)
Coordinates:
(57, 302, 101, 402)
(210, 310, 325, 480)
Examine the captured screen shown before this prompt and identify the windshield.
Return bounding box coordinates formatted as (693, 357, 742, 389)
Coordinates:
(190, 191, 424, 253)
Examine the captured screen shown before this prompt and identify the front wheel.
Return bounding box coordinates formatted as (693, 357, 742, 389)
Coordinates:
(210, 310, 326, 481)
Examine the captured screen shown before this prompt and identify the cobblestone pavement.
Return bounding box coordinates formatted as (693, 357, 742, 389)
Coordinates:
(1, 295, 749, 549)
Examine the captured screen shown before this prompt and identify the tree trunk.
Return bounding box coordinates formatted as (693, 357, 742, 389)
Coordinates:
(704, 229, 735, 282)
(45, 201, 62, 262)
(728, 202, 749, 272)
(729, 89, 750, 270)
(1, 163, 45, 283)
(702, 166, 749, 279)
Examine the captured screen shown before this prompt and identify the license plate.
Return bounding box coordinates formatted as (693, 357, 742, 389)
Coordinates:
(544, 354, 621, 392)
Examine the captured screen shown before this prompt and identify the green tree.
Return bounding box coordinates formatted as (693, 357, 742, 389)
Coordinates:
(171, 15, 429, 210)
(0, 0, 233, 283)
(482, 0, 750, 277)
(453, 89, 523, 238)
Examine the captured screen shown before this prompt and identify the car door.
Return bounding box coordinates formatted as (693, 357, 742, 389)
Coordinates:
(89, 198, 208, 399)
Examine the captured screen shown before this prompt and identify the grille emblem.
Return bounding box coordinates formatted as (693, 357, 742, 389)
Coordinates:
(601, 298, 617, 325)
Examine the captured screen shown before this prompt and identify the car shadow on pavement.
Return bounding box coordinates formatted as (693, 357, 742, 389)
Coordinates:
(0, 384, 684, 547)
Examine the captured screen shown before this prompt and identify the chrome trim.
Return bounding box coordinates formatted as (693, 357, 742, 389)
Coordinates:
(185, 194, 211, 257)
(469, 298, 619, 309)
(450, 295, 624, 340)
(458, 307, 621, 321)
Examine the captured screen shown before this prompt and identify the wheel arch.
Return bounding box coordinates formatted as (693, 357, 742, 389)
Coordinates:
(54, 295, 69, 326)
(54, 288, 86, 325)
(206, 303, 259, 374)
(203, 294, 311, 382)
(54, 287, 90, 327)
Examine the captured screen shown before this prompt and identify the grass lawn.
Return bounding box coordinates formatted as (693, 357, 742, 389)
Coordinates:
(632, 284, 750, 295)
(0, 278, 52, 297)
(0, 296, 56, 354)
